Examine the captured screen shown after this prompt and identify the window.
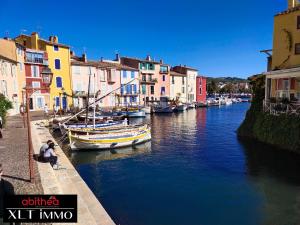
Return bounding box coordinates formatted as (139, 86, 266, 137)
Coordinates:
(55, 97, 60, 107)
(32, 81, 41, 93)
(162, 75, 165, 81)
(23, 40, 26, 46)
(100, 71, 105, 81)
(124, 97, 127, 103)
(182, 87, 185, 93)
(55, 59, 61, 69)
(148, 63, 155, 70)
(123, 70, 127, 78)
(121, 86, 124, 95)
(56, 77, 63, 88)
(131, 71, 135, 79)
(36, 97, 44, 108)
(172, 76, 175, 84)
(133, 84, 137, 94)
(182, 77, 185, 85)
(160, 66, 168, 73)
(142, 85, 146, 94)
(150, 85, 154, 95)
(140, 63, 146, 70)
(161, 87, 165, 95)
(31, 65, 39, 77)
(53, 45, 59, 51)
(295, 43, 300, 55)
(199, 87, 202, 95)
(1, 80, 8, 97)
(126, 84, 132, 94)
(142, 75, 146, 81)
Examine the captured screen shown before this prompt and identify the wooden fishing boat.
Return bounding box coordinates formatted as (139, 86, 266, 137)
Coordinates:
(60, 119, 128, 134)
(68, 125, 151, 150)
(68, 124, 147, 135)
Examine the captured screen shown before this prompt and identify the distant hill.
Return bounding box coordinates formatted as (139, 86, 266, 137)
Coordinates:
(206, 77, 248, 83)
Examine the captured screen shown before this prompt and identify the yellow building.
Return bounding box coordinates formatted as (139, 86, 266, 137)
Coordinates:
(15, 32, 72, 110)
(264, 0, 300, 102)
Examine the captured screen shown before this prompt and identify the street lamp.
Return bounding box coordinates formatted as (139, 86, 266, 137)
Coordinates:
(24, 68, 53, 183)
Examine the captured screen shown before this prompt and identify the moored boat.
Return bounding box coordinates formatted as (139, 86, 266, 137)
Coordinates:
(173, 104, 186, 112)
(68, 125, 152, 150)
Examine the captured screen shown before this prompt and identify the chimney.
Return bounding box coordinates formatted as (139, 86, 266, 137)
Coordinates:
(31, 32, 39, 50)
(288, 0, 299, 8)
(82, 53, 87, 62)
(49, 35, 58, 43)
(160, 59, 163, 64)
(100, 57, 103, 62)
(70, 50, 75, 56)
(115, 53, 120, 62)
(146, 55, 151, 61)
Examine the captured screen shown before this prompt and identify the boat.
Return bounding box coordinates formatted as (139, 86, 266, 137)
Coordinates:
(141, 106, 151, 114)
(68, 125, 152, 150)
(153, 97, 174, 113)
(186, 103, 195, 109)
(126, 110, 146, 118)
(60, 119, 128, 134)
(153, 105, 174, 113)
(173, 104, 186, 112)
(68, 123, 147, 135)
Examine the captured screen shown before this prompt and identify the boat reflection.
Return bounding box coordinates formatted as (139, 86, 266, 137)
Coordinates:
(69, 141, 152, 166)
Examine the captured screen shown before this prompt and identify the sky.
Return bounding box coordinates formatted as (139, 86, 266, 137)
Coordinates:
(0, 0, 287, 78)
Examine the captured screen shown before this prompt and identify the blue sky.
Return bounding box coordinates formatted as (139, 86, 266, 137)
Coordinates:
(0, 0, 287, 78)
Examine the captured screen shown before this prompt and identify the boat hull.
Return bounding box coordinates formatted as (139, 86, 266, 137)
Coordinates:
(69, 128, 151, 150)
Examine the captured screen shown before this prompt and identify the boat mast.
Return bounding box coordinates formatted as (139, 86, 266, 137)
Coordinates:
(85, 68, 92, 127)
(93, 73, 96, 129)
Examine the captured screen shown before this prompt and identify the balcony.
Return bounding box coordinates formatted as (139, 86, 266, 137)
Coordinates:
(263, 99, 300, 115)
(140, 78, 157, 84)
(25, 52, 48, 65)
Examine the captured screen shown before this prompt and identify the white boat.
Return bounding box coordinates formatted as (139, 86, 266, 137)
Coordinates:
(127, 110, 146, 118)
(68, 125, 152, 150)
(173, 104, 186, 112)
(141, 106, 151, 114)
(186, 103, 195, 109)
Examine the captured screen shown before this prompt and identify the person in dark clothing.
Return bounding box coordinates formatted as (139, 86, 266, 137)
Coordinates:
(0, 164, 15, 225)
(43, 143, 58, 168)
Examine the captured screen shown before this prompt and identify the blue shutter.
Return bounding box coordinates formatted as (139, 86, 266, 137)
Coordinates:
(55, 59, 61, 69)
(133, 84, 137, 94)
(56, 77, 62, 88)
(121, 86, 124, 95)
(55, 97, 60, 106)
(126, 85, 130, 94)
(123, 71, 127, 78)
(131, 71, 135, 78)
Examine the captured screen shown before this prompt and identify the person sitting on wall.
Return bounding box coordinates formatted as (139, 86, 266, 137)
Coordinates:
(39, 140, 53, 161)
(43, 143, 59, 169)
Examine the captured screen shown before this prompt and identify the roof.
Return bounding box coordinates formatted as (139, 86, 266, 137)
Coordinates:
(15, 34, 69, 48)
(71, 59, 138, 71)
(170, 71, 186, 77)
(121, 56, 161, 64)
(172, 65, 198, 72)
(275, 5, 300, 16)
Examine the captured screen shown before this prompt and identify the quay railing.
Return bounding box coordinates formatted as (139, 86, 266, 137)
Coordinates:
(263, 99, 300, 116)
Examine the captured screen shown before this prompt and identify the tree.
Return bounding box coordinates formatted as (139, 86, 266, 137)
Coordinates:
(207, 80, 219, 95)
(0, 94, 13, 125)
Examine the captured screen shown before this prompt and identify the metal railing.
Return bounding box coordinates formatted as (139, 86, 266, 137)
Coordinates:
(263, 99, 300, 116)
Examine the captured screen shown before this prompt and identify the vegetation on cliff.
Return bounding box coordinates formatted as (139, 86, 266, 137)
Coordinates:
(237, 75, 300, 152)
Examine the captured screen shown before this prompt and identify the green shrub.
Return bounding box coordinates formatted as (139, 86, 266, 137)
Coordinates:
(0, 94, 13, 125)
(237, 75, 300, 152)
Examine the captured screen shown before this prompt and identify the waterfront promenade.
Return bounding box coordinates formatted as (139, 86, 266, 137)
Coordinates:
(0, 114, 115, 225)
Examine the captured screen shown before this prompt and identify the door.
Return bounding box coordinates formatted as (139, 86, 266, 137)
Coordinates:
(29, 98, 33, 110)
(62, 97, 67, 110)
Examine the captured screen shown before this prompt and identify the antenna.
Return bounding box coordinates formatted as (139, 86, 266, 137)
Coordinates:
(83, 46, 86, 54)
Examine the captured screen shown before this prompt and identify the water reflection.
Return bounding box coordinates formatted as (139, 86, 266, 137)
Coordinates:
(69, 141, 152, 166)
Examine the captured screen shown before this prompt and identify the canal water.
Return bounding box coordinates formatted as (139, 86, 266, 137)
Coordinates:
(66, 103, 300, 225)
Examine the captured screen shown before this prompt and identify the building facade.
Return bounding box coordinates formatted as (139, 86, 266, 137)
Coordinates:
(0, 38, 19, 115)
(196, 76, 207, 103)
(15, 33, 72, 110)
(24, 48, 53, 110)
(170, 70, 187, 103)
(264, 0, 300, 102)
(121, 56, 170, 105)
(172, 65, 198, 103)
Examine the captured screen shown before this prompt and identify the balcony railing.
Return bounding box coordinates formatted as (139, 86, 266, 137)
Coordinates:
(263, 99, 300, 116)
(140, 78, 157, 84)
